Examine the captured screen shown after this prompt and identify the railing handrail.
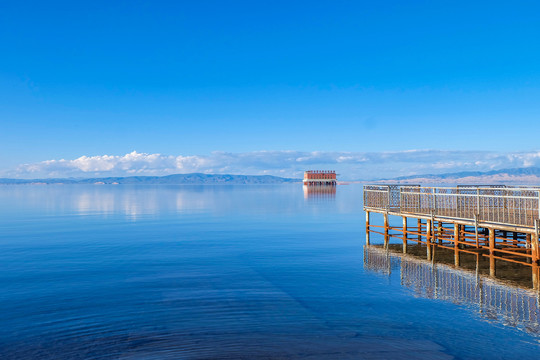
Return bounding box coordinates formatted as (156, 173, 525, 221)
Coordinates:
(363, 184, 540, 228)
(398, 185, 540, 192)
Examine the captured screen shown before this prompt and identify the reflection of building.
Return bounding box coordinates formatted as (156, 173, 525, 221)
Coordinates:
(303, 185, 336, 199)
(303, 170, 337, 186)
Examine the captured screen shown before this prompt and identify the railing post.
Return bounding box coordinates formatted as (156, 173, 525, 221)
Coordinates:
(537, 192, 540, 221)
(363, 186, 366, 209)
(387, 186, 391, 212)
(417, 188, 421, 213)
(432, 188, 436, 215)
(476, 188, 481, 219)
(399, 186, 403, 213)
(474, 214, 479, 248)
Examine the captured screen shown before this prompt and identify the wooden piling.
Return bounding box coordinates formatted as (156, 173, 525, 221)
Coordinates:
(454, 224, 460, 267)
(437, 221, 443, 245)
(532, 220, 539, 290)
(365, 211, 370, 246)
(426, 219, 432, 261)
(402, 216, 407, 254)
(383, 212, 389, 249)
(526, 234, 532, 264)
(489, 228, 496, 277)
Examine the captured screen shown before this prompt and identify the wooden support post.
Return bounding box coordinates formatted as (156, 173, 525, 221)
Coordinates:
(365, 211, 370, 246)
(489, 228, 496, 277)
(402, 216, 407, 254)
(526, 234, 532, 264)
(513, 231, 518, 246)
(438, 221, 443, 245)
(532, 220, 539, 290)
(454, 224, 460, 267)
(426, 219, 432, 261)
(384, 212, 389, 249)
(417, 218, 422, 242)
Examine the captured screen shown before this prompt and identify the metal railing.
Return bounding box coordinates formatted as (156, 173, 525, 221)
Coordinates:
(364, 185, 540, 228)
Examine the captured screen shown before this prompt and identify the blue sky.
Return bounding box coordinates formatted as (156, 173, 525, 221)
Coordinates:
(1, 1, 540, 179)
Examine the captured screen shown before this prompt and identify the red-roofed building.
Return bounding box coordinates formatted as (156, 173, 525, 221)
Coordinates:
(303, 170, 337, 186)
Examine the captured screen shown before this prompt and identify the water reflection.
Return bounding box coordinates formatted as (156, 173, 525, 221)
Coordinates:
(303, 185, 336, 200)
(0, 185, 312, 219)
(364, 246, 540, 336)
(69, 186, 213, 219)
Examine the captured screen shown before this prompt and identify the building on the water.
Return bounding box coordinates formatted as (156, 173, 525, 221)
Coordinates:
(303, 170, 337, 186)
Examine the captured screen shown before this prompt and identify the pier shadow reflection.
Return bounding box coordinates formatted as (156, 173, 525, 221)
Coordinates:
(364, 246, 540, 336)
(303, 185, 336, 200)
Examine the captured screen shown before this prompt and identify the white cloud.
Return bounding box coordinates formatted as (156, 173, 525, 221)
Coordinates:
(6, 149, 540, 180)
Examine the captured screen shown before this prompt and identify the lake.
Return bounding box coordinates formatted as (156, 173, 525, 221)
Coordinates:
(0, 184, 538, 359)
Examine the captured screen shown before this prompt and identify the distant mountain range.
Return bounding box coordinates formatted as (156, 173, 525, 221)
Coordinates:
(0, 173, 301, 185)
(6, 167, 540, 185)
(380, 167, 540, 184)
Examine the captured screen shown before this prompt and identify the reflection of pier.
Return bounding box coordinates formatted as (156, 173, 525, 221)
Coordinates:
(364, 246, 540, 336)
(303, 185, 336, 200)
(364, 185, 540, 288)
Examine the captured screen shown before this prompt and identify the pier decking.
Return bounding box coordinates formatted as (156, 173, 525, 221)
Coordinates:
(363, 185, 540, 288)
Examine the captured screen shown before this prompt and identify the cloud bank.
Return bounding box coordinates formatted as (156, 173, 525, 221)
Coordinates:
(6, 150, 540, 180)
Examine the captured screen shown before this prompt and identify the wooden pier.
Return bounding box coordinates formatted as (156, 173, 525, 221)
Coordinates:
(364, 185, 540, 289)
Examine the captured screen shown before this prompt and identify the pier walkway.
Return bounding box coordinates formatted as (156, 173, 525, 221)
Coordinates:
(363, 185, 540, 288)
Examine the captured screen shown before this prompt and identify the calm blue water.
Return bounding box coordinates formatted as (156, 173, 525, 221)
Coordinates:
(0, 184, 538, 359)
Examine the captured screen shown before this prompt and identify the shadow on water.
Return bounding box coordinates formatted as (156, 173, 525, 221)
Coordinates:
(364, 245, 540, 337)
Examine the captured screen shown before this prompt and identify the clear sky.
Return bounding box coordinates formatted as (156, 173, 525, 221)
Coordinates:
(1, 1, 540, 178)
